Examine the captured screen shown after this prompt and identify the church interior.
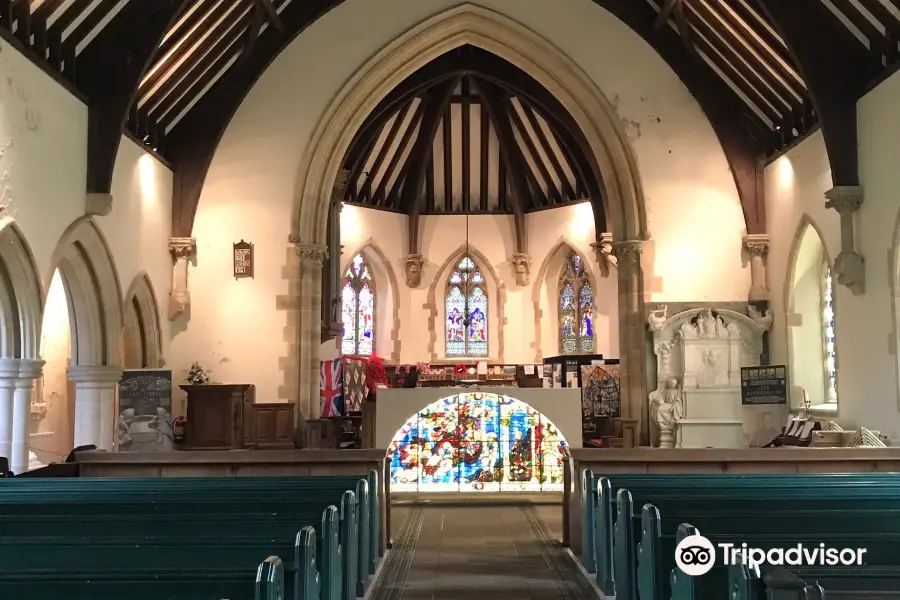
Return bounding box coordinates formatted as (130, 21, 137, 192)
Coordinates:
(3, 0, 900, 598)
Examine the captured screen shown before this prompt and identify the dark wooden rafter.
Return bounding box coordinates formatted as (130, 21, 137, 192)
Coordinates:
(461, 77, 471, 211)
(11, 0, 28, 47)
(756, 0, 880, 186)
(166, 0, 346, 238)
(519, 101, 576, 201)
(76, 0, 187, 195)
(238, 0, 284, 67)
(364, 101, 412, 205)
(46, 0, 92, 73)
(508, 98, 561, 207)
(474, 78, 528, 252)
(30, 0, 65, 57)
(375, 101, 424, 206)
(654, 0, 695, 56)
(594, 0, 767, 233)
(401, 78, 459, 255)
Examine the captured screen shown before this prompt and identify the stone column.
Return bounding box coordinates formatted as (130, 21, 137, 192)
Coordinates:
(824, 186, 865, 295)
(295, 243, 328, 421)
(68, 365, 122, 450)
(743, 234, 770, 301)
(167, 237, 196, 320)
(11, 359, 43, 473)
(613, 240, 649, 446)
(0, 358, 19, 464)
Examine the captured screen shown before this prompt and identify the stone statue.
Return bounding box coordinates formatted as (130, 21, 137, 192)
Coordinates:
(648, 305, 668, 331)
(650, 378, 684, 448)
(511, 253, 530, 286)
(748, 305, 774, 331)
(405, 254, 424, 288)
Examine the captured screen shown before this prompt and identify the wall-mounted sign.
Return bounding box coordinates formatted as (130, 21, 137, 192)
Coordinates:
(233, 240, 254, 279)
(741, 365, 787, 405)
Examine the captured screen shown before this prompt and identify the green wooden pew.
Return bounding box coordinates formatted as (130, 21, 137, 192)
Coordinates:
(607, 483, 900, 600)
(0, 476, 373, 600)
(579, 470, 900, 595)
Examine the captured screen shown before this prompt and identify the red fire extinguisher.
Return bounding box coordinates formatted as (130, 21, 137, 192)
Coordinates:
(173, 416, 186, 447)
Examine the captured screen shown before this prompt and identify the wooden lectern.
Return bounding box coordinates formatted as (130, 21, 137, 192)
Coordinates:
(180, 384, 255, 450)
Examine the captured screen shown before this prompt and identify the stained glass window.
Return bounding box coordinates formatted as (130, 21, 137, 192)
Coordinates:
(341, 253, 375, 356)
(822, 264, 837, 404)
(388, 392, 568, 492)
(445, 255, 488, 357)
(559, 252, 594, 354)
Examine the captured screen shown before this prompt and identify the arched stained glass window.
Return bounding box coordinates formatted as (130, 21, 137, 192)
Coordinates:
(387, 392, 568, 492)
(559, 252, 594, 354)
(445, 255, 488, 357)
(341, 253, 375, 356)
(822, 264, 837, 403)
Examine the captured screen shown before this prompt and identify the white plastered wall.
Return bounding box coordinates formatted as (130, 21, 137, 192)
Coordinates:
(174, 0, 747, 401)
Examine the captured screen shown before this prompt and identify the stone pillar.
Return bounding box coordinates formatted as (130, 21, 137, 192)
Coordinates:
(0, 359, 19, 464)
(590, 232, 616, 278)
(295, 243, 328, 421)
(68, 365, 122, 450)
(613, 240, 649, 446)
(824, 186, 865, 295)
(167, 237, 196, 320)
(11, 359, 43, 473)
(743, 234, 770, 301)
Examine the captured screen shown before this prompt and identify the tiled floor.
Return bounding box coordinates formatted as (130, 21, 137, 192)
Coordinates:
(371, 504, 597, 600)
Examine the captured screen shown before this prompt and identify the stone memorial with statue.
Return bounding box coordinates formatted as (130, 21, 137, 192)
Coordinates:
(647, 305, 773, 448)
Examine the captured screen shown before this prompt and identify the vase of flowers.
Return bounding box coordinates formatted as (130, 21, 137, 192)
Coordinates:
(186, 362, 210, 385)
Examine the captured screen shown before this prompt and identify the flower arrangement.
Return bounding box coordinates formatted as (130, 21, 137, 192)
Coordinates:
(186, 362, 210, 385)
(364, 353, 389, 389)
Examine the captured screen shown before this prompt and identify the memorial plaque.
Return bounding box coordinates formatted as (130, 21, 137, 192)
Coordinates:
(741, 365, 787, 405)
(233, 239, 254, 279)
(118, 370, 173, 451)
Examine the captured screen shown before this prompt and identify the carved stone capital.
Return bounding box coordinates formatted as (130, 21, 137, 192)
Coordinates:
(591, 232, 617, 277)
(85, 192, 113, 216)
(511, 253, 531, 286)
(295, 243, 329, 268)
(824, 186, 864, 214)
(168, 237, 196, 260)
(834, 250, 865, 295)
(405, 254, 425, 288)
(612, 239, 643, 273)
(742, 233, 769, 258)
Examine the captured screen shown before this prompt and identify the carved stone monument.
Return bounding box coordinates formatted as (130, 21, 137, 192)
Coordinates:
(648, 306, 772, 448)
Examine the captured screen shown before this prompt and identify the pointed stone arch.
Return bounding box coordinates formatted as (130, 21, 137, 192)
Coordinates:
(784, 214, 832, 313)
(0, 218, 43, 359)
(890, 207, 900, 412)
(123, 273, 163, 369)
(531, 237, 603, 362)
(341, 239, 401, 361)
(292, 4, 646, 246)
(46, 217, 123, 367)
(425, 244, 506, 362)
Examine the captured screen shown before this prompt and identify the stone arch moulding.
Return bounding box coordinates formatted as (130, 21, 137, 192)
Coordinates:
(783, 214, 832, 316)
(123, 272, 164, 369)
(425, 243, 506, 363)
(291, 3, 648, 248)
(46, 217, 123, 367)
(530, 236, 604, 363)
(890, 206, 900, 413)
(0, 218, 44, 359)
(341, 239, 402, 362)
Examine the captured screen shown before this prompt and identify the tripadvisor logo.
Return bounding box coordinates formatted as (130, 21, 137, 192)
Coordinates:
(675, 533, 868, 576)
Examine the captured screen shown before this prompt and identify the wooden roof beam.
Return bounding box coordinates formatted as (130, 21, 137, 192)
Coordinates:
(76, 0, 187, 195)
(756, 0, 879, 186)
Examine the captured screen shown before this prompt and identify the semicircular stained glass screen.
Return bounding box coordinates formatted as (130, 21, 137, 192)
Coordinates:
(388, 392, 568, 492)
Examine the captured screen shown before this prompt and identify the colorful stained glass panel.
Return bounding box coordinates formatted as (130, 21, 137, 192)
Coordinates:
(388, 393, 567, 492)
(341, 283, 356, 355)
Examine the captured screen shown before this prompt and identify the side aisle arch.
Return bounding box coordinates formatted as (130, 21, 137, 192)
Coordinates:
(123, 273, 163, 369)
(0, 218, 43, 359)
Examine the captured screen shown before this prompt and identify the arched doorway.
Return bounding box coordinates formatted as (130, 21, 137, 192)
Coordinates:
(388, 392, 568, 492)
(123, 273, 163, 369)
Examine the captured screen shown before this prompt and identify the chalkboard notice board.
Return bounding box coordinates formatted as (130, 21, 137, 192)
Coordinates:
(741, 365, 787, 405)
(118, 370, 173, 452)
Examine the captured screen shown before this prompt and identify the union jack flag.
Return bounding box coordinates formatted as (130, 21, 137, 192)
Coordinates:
(320, 360, 344, 417)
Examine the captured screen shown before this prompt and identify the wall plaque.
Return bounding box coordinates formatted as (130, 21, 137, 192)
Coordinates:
(233, 240, 254, 279)
(740, 365, 787, 405)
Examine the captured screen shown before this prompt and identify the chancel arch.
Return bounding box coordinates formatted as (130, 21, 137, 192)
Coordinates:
(426, 244, 505, 362)
(123, 273, 163, 370)
(785, 216, 837, 414)
(341, 241, 401, 361)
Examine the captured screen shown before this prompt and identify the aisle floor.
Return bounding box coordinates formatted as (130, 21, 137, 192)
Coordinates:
(370, 504, 598, 600)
